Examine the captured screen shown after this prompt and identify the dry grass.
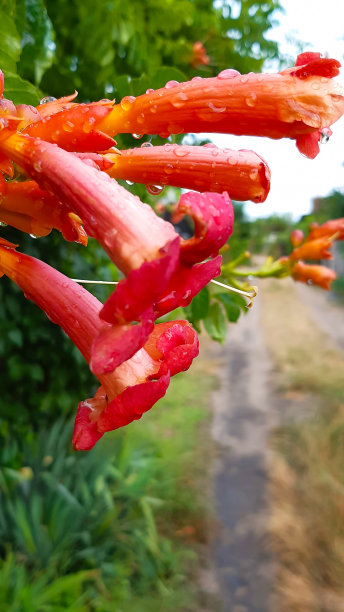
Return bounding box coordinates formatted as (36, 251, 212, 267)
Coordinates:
(261, 278, 344, 611)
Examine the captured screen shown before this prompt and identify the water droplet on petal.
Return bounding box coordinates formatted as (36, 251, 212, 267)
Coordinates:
(164, 163, 174, 174)
(137, 113, 145, 124)
(126, 180, 134, 185)
(29, 233, 39, 239)
(165, 80, 179, 89)
(217, 69, 240, 80)
(33, 161, 42, 172)
(171, 92, 188, 108)
(240, 75, 249, 83)
(150, 104, 158, 113)
(140, 142, 153, 148)
(146, 88, 154, 94)
(121, 96, 136, 111)
(63, 121, 74, 132)
(320, 128, 331, 144)
(208, 101, 226, 113)
(40, 96, 56, 104)
(245, 93, 257, 107)
(0, 221, 8, 227)
(173, 147, 190, 157)
(249, 169, 258, 180)
(191, 76, 203, 81)
(146, 184, 164, 195)
(132, 133, 143, 139)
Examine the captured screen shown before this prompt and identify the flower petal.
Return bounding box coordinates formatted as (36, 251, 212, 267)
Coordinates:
(105, 144, 271, 203)
(172, 191, 233, 264)
(90, 307, 155, 376)
(155, 255, 222, 316)
(99, 237, 180, 325)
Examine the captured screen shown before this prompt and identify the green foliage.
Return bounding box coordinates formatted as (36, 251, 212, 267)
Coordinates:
(0, 553, 95, 612)
(0, 365, 213, 610)
(38, 0, 281, 101)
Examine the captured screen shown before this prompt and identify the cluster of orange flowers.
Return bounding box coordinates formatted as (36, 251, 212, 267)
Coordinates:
(287, 219, 344, 290)
(0, 52, 343, 449)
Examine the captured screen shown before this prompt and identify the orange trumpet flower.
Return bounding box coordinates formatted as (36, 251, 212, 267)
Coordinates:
(292, 261, 336, 290)
(290, 237, 333, 261)
(105, 143, 271, 202)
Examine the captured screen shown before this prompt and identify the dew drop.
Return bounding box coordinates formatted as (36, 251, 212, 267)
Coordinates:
(40, 96, 56, 104)
(240, 75, 249, 83)
(164, 163, 174, 174)
(146, 184, 164, 195)
(173, 147, 190, 157)
(245, 93, 257, 107)
(62, 121, 74, 132)
(171, 92, 188, 108)
(0, 221, 8, 227)
(132, 133, 143, 139)
(191, 76, 203, 81)
(33, 161, 42, 172)
(165, 80, 179, 89)
(217, 69, 240, 80)
(137, 113, 145, 124)
(146, 88, 154, 94)
(29, 233, 39, 239)
(126, 180, 134, 185)
(208, 101, 226, 113)
(249, 169, 258, 180)
(120, 96, 136, 111)
(150, 104, 158, 113)
(320, 128, 331, 144)
(140, 142, 153, 148)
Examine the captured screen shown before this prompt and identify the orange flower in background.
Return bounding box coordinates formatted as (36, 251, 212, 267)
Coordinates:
(290, 229, 304, 247)
(291, 261, 336, 290)
(290, 237, 333, 261)
(307, 218, 344, 242)
(191, 41, 210, 68)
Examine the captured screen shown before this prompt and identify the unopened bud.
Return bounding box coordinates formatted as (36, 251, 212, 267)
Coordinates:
(290, 229, 304, 247)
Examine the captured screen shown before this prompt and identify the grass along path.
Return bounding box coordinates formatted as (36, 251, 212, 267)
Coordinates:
(261, 278, 344, 611)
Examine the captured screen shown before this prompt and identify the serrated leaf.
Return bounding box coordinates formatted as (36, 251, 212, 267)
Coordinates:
(204, 302, 227, 343)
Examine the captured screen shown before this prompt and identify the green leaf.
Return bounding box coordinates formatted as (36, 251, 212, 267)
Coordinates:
(215, 292, 243, 323)
(204, 303, 227, 343)
(0, 8, 21, 72)
(18, 0, 55, 85)
(191, 287, 210, 322)
(151, 66, 187, 90)
(3, 71, 40, 104)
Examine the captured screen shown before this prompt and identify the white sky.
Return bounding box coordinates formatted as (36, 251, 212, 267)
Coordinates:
(211, 0, 344, 219)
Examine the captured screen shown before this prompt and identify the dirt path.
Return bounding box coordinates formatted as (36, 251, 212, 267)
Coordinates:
(208, 293, 277, 612)
(296, 284, 344, 351)
(207, 282, 344, 612)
